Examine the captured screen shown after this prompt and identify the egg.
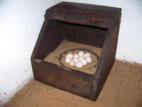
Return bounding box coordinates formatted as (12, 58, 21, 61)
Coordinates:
(79, 56, 84, 61)
(86, 57, 92, 63)
(79, 51, 84, 57)
(78, 57, 84, 65)
(73, 58, 78, 64)
(84, 53, 91, 58)
(66, 53, 73, 59)
(65, 57, 71, 63)
(69, 61, 75, 66)
(81, 59, 87, 66)
(73, 54, 79, 59)
(75, 62, 83, 68)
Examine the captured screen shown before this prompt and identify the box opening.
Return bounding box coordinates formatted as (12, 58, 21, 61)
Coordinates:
(35, 20, 107, 60)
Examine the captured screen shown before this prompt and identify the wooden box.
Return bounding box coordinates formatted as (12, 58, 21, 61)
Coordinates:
(31, 2, 121, 100)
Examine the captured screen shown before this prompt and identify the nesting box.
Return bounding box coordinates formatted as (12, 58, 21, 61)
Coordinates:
(31, 2, 121, 100)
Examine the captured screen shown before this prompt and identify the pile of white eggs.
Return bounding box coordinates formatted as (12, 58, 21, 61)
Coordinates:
(65, 51, 92, 68)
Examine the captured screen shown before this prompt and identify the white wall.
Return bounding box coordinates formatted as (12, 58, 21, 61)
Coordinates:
(0, 0, 60, 106)
(62, 0, 142, 64)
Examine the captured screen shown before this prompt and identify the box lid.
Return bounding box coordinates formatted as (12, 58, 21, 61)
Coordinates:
(45, 2, 121, 28)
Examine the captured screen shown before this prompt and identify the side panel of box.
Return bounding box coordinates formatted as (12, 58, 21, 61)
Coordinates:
(92, 21, 121, 100)
(34, 61, 94, 99)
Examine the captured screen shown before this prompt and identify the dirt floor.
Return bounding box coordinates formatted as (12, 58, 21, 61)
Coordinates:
(6, 60, 142, 107)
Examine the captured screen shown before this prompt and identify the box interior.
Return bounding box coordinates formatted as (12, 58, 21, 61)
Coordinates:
(34, 20, 108, 74)
(44, 41, 102, 75)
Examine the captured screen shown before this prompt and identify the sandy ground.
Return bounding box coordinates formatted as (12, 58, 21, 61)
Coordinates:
(6, 60, 142, 107)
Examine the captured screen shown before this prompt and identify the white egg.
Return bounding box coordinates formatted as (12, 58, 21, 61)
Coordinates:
(66, 54, 73, 59)
(73, 58, 78, 64)
(81, 59, 87, 66)
(86, 57, 92, 63)
(79, 56, 84, 61)
(65, 58, 71, 63)
(74, 54, 79, 59)
(79, 51, 84, 57)
(69, 61, 75, 66)
(84, 53, 91, 58)
(78, 58, 84, 66)
(75, 62, 83, 68)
